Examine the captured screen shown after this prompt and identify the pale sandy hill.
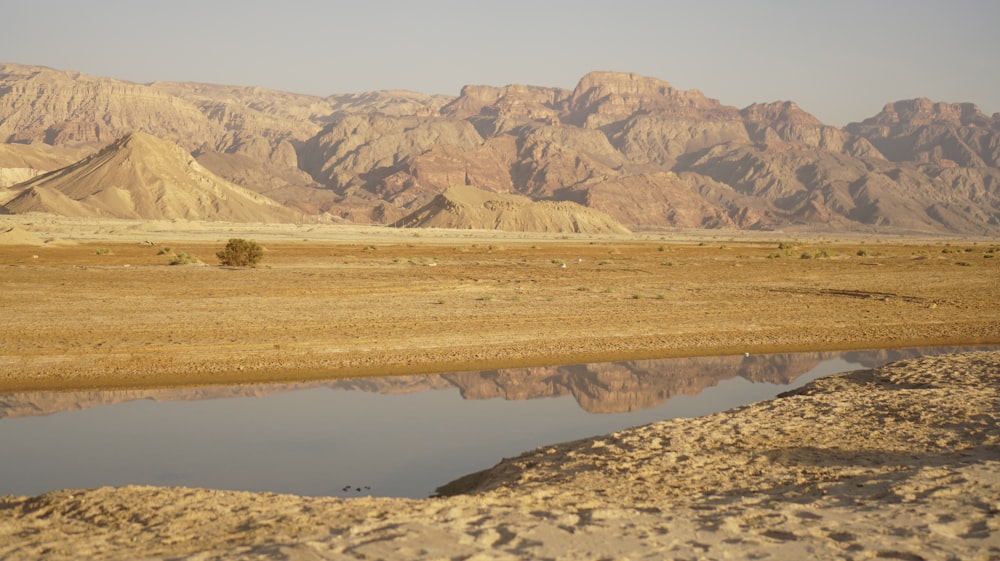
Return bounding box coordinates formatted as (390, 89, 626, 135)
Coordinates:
(4, 133, 302, 223)
(0, 225, 42, 244)
(0, 142, 94, 187)
(0, 142, 93, 170)
(394, 185, 631, 234)
(0, 167, 41, 187)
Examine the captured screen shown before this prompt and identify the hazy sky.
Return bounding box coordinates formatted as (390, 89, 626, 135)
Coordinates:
(2, 0, 997, 126)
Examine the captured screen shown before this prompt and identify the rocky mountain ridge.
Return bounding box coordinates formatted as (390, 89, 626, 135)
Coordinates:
(1, 63, 998, 234)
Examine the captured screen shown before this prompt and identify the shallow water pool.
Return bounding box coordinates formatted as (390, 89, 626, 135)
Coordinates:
(0, 346, 991, 498)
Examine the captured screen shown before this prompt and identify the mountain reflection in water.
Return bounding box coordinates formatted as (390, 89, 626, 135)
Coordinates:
(0, 347, 982, 419)
(0, 347, 992, 498)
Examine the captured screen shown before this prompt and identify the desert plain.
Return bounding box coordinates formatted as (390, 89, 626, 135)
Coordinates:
(1, 216, 999, 560)
(1, 216, 998, 391)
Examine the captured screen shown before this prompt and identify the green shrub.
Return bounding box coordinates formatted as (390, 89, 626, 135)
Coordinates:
(217, 238, 263, 267)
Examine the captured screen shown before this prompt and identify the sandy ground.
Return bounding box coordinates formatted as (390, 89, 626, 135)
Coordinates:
(1, 216, 998, 391)
(1, 216, 999, 559)
(0, 351, 997, 560)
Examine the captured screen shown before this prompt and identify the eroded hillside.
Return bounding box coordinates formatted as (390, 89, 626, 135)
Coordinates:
(2, 63, 998, 233)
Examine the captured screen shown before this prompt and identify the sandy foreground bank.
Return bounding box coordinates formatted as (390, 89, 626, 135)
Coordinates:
(0, 351, 997, 560)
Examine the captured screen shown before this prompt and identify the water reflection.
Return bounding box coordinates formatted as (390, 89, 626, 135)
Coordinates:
(0, 347, 991, 498)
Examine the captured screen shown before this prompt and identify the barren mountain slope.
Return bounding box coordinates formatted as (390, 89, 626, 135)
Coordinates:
(5, 132, 301, 222)
(392, 184, 630, 233)
(0, 64, 222, 151)
(2, 64, 999, 234)
(846, 98, 1000, 167)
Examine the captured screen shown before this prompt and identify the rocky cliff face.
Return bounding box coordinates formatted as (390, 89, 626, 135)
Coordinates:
(0, 64, 222, 150)
(845, 99, 1000, 168)
(2, 63, 998, 233)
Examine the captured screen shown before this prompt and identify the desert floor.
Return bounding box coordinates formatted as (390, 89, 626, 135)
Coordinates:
(1, 216, 998, 391)
(0, 216, 999, 559)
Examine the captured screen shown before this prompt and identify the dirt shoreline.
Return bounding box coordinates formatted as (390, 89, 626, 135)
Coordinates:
(0, 351, 997, 560)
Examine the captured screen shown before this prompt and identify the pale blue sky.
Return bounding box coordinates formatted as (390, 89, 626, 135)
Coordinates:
(2, 0, 997, 126)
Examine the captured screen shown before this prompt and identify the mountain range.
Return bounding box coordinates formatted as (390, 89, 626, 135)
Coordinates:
(1, 62, 998, 234)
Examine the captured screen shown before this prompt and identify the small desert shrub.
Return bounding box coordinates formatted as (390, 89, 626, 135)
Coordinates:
(168, 251, 200, 266)
(857, 248, 870, 257)
(799, 251, 814, 259)
(95, 248, 111, 256)
(766, 252, 783, 259)
(217, 238, 263, 267)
